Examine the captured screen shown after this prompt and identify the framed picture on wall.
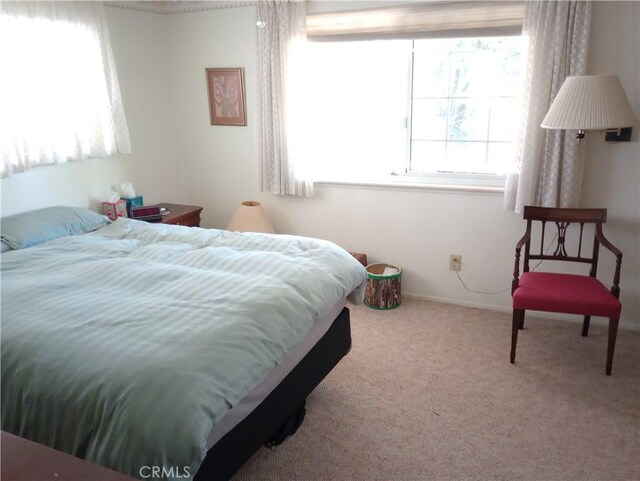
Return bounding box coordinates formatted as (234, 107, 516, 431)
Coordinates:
(205, 67, 247, 126)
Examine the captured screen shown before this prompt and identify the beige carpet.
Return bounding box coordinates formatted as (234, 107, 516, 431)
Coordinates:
(234, 299, 640, 481)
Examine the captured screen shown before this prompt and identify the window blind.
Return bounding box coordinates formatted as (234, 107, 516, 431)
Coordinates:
(306, 1, 525, 41)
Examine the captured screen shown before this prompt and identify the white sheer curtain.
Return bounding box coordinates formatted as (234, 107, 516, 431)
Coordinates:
(257, 0, 313, 197)
(504, 1, 591, 213)
(0, 1, 131, 178)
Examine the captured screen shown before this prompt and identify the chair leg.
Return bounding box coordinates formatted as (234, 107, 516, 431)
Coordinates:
(511, 309, 525, 364)
(581, 315, 591, 337)
(606, 317, 619, 376)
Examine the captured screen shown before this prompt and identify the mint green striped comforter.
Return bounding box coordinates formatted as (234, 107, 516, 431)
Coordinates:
(1, 219, 366, 480)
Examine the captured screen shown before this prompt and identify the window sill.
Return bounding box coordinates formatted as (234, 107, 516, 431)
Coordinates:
(314, 175, 506, 194)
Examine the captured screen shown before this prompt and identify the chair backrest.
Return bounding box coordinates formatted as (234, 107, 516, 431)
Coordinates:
(521, 206, 608, 277)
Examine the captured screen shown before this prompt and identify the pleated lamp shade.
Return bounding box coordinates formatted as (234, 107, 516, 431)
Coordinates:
(541, 74, 635, 130)
(226, 201, 275, 234)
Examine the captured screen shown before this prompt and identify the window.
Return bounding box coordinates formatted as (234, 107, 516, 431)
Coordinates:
(304, 39, 411, 182)
(409, 36, 523, 176)
(302, 1, 526, 187)
(303, 35, 524, 185)
(0, 2, 130, 178)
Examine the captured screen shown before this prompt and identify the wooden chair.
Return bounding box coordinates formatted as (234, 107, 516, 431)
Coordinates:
(510, 206, 623, 375)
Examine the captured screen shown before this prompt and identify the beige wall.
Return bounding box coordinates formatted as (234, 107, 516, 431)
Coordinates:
(581, 2, 640, 328)
(2, 2, 638, 328)
(164, 2, 639, 328)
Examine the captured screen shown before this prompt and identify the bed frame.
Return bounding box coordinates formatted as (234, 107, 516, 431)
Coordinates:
(194, 307, 352, 481)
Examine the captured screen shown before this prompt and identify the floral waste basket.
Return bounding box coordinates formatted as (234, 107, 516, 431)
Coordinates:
(364, 263, 402, 310)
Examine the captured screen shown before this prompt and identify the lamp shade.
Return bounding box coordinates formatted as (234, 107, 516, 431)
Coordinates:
(226, 201, 275, 233)
(541, 74, 635, 130)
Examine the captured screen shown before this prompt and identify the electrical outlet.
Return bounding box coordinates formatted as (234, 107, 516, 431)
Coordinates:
(450, 254, 462, 271)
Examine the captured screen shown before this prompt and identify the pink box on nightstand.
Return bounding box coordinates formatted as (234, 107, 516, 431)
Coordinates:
(102, 199, 128, 221)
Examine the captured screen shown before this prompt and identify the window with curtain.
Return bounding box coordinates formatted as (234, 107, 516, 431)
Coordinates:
(302, 1, 526, 186)
(0, 1, 130, 178)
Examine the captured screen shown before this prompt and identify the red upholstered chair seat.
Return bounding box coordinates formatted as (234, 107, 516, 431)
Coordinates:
(513, 272, 621, 318)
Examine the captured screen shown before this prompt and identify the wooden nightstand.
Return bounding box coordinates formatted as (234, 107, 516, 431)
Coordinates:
(158, 203, 203, 227)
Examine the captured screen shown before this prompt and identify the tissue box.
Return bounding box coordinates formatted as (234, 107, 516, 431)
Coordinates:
(102, 199, 128, 221)
(121, 196, 144, 214)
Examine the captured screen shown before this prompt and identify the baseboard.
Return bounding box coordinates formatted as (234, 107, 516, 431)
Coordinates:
(402, 292, 639, 332)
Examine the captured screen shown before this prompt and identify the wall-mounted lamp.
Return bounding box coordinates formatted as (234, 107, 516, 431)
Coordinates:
(226, 201, 275, 234)
(541, 74, 635, 142)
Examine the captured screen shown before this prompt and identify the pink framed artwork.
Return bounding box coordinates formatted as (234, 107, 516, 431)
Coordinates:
(206, 68, 247, 126)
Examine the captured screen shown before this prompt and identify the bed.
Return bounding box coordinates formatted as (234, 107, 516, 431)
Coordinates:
(1, 207, 366, 480)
